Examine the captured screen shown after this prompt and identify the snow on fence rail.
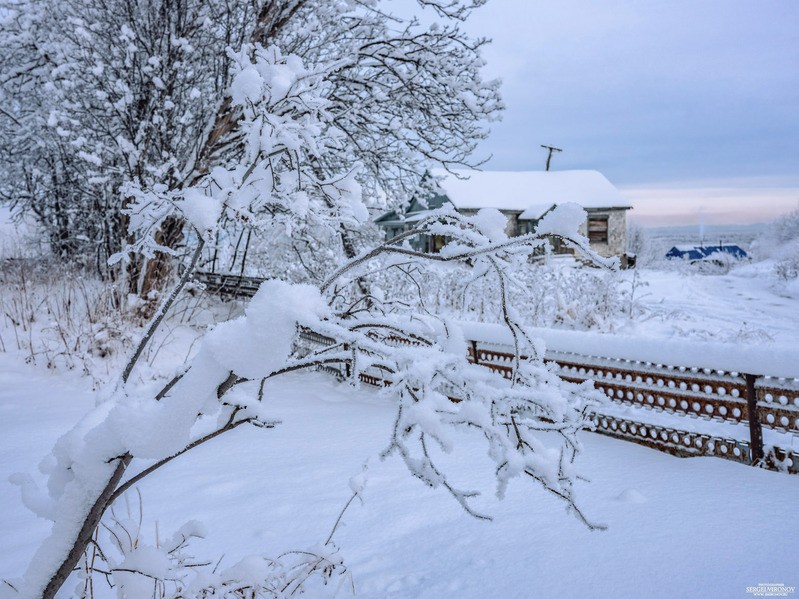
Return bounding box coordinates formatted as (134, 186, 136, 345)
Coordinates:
(196, 272, 799, 474)
(470, 343, 799, 473)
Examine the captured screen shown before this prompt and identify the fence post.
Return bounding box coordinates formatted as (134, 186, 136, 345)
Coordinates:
(470, 340, 480, 365)
(744, 374, 764, 465)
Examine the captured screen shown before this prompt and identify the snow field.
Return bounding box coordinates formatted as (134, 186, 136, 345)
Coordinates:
(1, 355, 797, 599)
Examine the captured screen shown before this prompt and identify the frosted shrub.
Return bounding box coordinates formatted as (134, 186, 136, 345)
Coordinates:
(0, 255, 217, 384)
(626, 224, 658, 267)
(0, 259, 127, 376)
(771, 209, 799, 247)
(749, 210, 799, 283)
(5, 18, 610, 598)
(774, 242, 799, 280)
(753, 210, 799, 260)
(66, 490, 356, 599)
(367, 259, 629, 331)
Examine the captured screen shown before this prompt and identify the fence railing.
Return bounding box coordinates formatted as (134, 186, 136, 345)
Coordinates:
(469, 343, 799, 473)
(196, 271, 799, 474)
(293, 329, 799, 474)
(196, 272, 263, 298)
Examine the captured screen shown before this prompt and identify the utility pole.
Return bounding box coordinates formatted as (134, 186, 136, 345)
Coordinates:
(540, 144, 562, 171)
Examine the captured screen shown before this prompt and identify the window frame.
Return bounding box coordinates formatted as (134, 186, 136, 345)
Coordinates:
(587, 215, 609, 243)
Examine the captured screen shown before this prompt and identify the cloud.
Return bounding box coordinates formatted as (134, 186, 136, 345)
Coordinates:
(466, 0, 799, 188)
(621, 179, 799, 226)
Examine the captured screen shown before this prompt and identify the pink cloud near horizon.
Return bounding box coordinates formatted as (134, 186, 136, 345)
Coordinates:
(620, 182, 799, 227)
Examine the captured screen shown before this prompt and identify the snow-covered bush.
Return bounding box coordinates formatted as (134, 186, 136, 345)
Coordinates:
(626, 224, 658, 267)
(0, 259, 128, 376)
(774, 247, 799, 281)
(753, 210, 799, 261)
(363, 258, 631, 332)
(65, 489, 358, 598)
(0, 253, 223, 385)
(751, 209, 799, 283)
(3, 8, 610, 597)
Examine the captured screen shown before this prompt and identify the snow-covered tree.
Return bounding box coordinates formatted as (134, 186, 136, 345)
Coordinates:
(754, 208, 799, 281)
(3, 31, 610, 597)
(0, 0, 247, 274)
(0, 0, 501, 299)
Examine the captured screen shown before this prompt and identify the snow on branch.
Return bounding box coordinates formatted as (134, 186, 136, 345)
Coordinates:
(115, 43, 366, 264)
(4, 4, 605, 592)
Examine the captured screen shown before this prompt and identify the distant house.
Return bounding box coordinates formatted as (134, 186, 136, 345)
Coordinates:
(665, 244, 748, 263)
(375, 169, 633, 259)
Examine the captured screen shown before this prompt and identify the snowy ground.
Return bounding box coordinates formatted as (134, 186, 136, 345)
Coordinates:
(607, 262, 799, 344)
(2, 214, 798, 597)
(1, 352, 797, 599)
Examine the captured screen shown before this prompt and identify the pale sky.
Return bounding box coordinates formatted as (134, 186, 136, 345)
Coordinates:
(453, 0, 799, 226)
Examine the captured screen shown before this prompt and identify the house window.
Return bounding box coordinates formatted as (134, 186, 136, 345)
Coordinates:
(587, 216, 609, 243)
(430, 234, 447, 253)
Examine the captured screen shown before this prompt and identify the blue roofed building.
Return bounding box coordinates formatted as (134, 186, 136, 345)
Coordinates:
(665, 244, 748, 262)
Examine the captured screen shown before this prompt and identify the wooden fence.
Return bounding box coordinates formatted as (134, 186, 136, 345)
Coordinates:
(196, 271, 799, 474)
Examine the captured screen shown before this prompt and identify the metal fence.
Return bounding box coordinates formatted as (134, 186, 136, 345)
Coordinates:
(197, 271, 799, 474)
(195, 272, 263, 298)
(470, 343, 799, 474)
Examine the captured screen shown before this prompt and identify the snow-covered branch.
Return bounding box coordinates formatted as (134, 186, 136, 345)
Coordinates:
(2, 2, 609, 595)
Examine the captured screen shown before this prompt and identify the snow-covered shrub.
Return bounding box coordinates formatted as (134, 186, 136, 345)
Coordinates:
(363, 258, 630, 332)
(626, 224, 658, 267)
(0, 259, 127, 375)
(750, 210, 799, 285)
(5, 16, 608, 598)
(774, 242, 799, 281)
(63, 489, 356, 599)
(752, 209, 799, 260)
(770, 209, 799, 247)
(0, 255, 219, 385)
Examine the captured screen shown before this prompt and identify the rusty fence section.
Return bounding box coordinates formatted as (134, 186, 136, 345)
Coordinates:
(195, 272, 263, 299)
(471, 344, 799, 474)
(197, 272, 799, 474)
(299, 330, 799, 475)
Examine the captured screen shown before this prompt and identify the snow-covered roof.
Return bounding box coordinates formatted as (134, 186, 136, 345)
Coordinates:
(430, 169, 631, 214)
(403, 210, 436, 223)
(519, 203, 557, 220)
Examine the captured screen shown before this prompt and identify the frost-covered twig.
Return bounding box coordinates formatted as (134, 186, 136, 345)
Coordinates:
(120, 238, 205, 385)
(8, 9, 611, 594)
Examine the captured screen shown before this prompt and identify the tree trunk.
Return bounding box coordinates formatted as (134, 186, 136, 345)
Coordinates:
(132, 1, 303, 300)
(139, 215, 186, 302)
